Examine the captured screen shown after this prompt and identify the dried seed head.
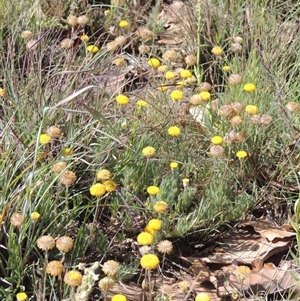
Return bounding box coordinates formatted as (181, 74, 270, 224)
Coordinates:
(190, 94, 204, 105)
(198, 82, 212, 92)
(98, 277, 115, 291)
(228, 74, 242, 86)
(157, 240, 173, 254)
(107, 36, 127, 52)
(235, 131, 247, 142)
(21, 30, 33, 39)
(231, 43, 243, 53)
(218, 105, 233, 118)
(229, 115, 243, 126)
(138, 44, 150, 54)
(102, 260, 120, 276)
(250, 114, 261, 125)
(60, 38, 74, 49)
(67, 15, 78, 26)
(37, 235, 56, 251)
(52, 161, 67, 174)
(224, 131, 237, 145)
(10, 213, 25, 227)
(77, 15, 89, 26)
(285, 101, 299, 113)
(47, 126, 62, 139)
(26, 39, 38, 50)
(260, 114, 273, 126)
(136, 27, 153, 41)
(162, 49, 179, 62)
(178, 280, 190, 292)
(56, 236, 74, 253)
(209, 145, 224, 158)
(111, 0, 125, 6)
(184, 54, 197, 67)
(233, 36, 243, 44)
(59, 170, 77, 186)
(46, 260, 64, 276)
(231, 102, 244, 114)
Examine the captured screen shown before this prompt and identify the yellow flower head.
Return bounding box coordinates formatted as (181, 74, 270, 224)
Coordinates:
(112, 294, 127, 301)
(148, 219, 162, 231)
(39, 133, 51, 144)
(142, 146, 156, 158)
(96, 169, 112, 181)
(80, 34, 89, 42)
(180, 69, 192, 79)
(244, 83, 256, 92)
(16, 293, 28, 301)
(136, 99, 148, 107)
(199, 91, 211, 101)
(176, 81, 187, 88)
(195, 292, 211, 301)
(222, 65, 231, 71)
(140, 254, 160, 270)
(211, 136, 223, 145)
(165, 71, 176, 80)
(147, 58, 161, 69)
(157, 85, 168, 92)
(245, 105, 259, 115)
(87, 45, 99, 54)
(170, 90, 183, 101)
(211, 46, 223, 56)
(103, 180, 117, 192)
(119, 20, 129, 28)
(90, 183, 106, 197)
(64, 270, 83, 286)
(153, 201, 168, 214)
(147, 186, 160, 195)
(236, 150, 248, 158)
(31, 211, 41, 220)
(62, 148, 74, 156)
(0, 88, 6, 97)
(137, 231, 154, 245)
(170, 162, 178, 169)
(114, 57, 126, 67)
(144, 225, 156, 235)
(116, 94, 129, 105)
(168, 126, 181, 137)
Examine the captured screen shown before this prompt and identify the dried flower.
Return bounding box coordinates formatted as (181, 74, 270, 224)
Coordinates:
(168, 126, 181, 137)
(260, 114, 273, 126)
(147, 58, 161, 69)
(211, 46, 223, 56)
(162, 49, 179, 62)
(60, 38, 74, 49)
(236, 151, 248, 158)
(59, 170, 77, 186)
(209, 145, 224, 158)
(244, 83, 256, 92)
(52, 162, 67, 174)
(229, 115, 243, 126)
(90, 183, 106, 197)
(107, 36, 127, 52)
(119, 20, 129, 28)
(190, 94, 203, 105)
(170, 90, 183, 101)
(245, 105, 259, 115)
(136, 27, 153, 40)
(102, 260, 120, 276)
(96, 169, 112, 181)
(39, 133, 51, 144)
(184, 54, 196, 66)
(234, 265, 251, 281)
(136, 99, 148, 107)
(228, 74, 242, 86)
(26, 39, 38, 50)
(199, 82, 212, 92)
(37, 235, 55, 251)
(103, 180, 117, 192)
(233, 36, 243, 44)
(98, 277, 115, 291)
(114, 57, 126, 67)
(199, 91, 211, 101)
(137, 232, 154, 245)
(178, 280, 190, 292)
(10, 213, 25, 227)
(47, 126, 61, 139)
(77, 15, 89, 26)
(153, 201, 168, 214)
(87, 45, 99, 54)
(157, 240, 173, 254)
(211, 136, 223, 145)
(21, 30, 33, 39)
(142, 146, 156, 158)
(148, 219, 162, 231)
(116, 94, 129, 105)
(64, 270, 83, 286)
(138, 44, 150, 54)
(219, 105, 234, 117)
(16, 292, 28, 301)
(56, 236, 74, 253)
(46, 260, 64, 276)
(67, 15, 78, 26)
(195, 292, 211, 301)
(286, 101, 299, 113)
(139, 245, 152, 255)
(231, 43, 243, 53)
(147, 186, 160, 195)
(231, 102, 244, 114)
(157, 65, 168, 72)
(31, 211, 41, 221)
(140, 254, 160, 270)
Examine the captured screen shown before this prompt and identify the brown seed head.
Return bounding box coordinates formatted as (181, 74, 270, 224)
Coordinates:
(77, 15, 89, 26)
(260, 114, 273, 126)
(10, 213, 25, 227)
(98, 277, 115, 291)
(162, 49, 179, 62)
(219, 105, 234, 118)
(46, 260, 64, 276)
(52, 161, 67, 174)
(47, 126, 62, 139)
(209, 145, 224, 158)
(67, 15, 78, 26)
(285, 101, 299, 113)
(21, 30, 33, 39)
(184, 54, 197, 67)
(157, 240, 173, 254)
(37, 235, 56, 251)
(231, 102, 244, 114)
(228, 74, 242, 86)
(60, 38, 74, 49)
(231, 43, 243, 53)
(198, 82, 212, 92)
(136, 27, 153, 41)
(59, 170, 77, 186)
(138, 44, 150, 54)
(56, 236, 74, 253)
(64, 270, 83, 286)
(102, 260, 120, 276)
(229, 115, 243, 126)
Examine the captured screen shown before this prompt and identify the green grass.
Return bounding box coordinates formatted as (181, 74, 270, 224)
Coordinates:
(1, 0, 300, 300)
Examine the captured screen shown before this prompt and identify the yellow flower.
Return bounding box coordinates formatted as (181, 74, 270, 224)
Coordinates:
(170, 90, 183, 101)
(222, 65, 230, 71)
(144, 225, 156, 235)
(236, 151, 248, 158)
(195, 292, 210, 301)
(119, 20, 129, 28)
(147, 186, 160, 195)
(103, 180, 117, 192)
(199, 91, 211, 101)
(244, 83, 256, 92)
(136, 99, 148, 107)
(0, 88, 6, 97)
(64, 270, 83, 286)
(31, 211, 41, 220)
(170, 162, 178, 169)
(153, 201, 168, 214)
(140, 254, 160, 270)
(90, 183, 106, 197)
(16, 292, 28, 301)
(114, 57, 125, 66)
(211, 46, 223, 56)
(147, 58, 161, 69)
(62, 148, 74, 156)
(137, 232, 154, 245)
(182, 178, 190, 188)
(167, 126, 181, 137)
(116, 94, 129, 105)
(80, 34, 89, 42)
(180, 69, 192, 79)
(211, 136, 223, 145)
(176, 81, 187, 88)
(165, 71, 176, 80)
(112, 294, 127, 301)
(157, 85, 168, 92)
(142, 146, 156, 158)
(245, 105, 259, 115)
(87, 45, 99, 53)
(96, 169, 112, 180)
(148, 219, 162, 231)
(39, 133, 51, 144)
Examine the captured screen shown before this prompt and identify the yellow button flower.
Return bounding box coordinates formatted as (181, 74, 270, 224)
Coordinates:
(170, 162, 178, 169)
(140, 254, 160, 270)
(103, 180, 117, 192)
(147, 58, 161, 69)
(142, 146, 156, 158)
(211, 136, 223, 145)
(64, 270, 83, 286)
(222, 65, 230, 71)
(119, 20, 129, 28)
(112, 294, 127, 301)
(153, 201, 168, 214)
(236, 150, 248, 158)
(39, 133, 51, 144)
(167, 126, 181, 137)
(195, 292, 211, 301)
(16, 292, 28, 301)
(90, 183, 106, 197)
(136, 99, 148, 107)
(211, 46, 223, 56)
(147, 186, 160, 195)
(80, 34, 89, 42)
(137, 232, 154, 245)
(244, 83, 256, 92)
(170, 90, 183, 101)
(164, 71, 176, 80)
(0, 88, 6, 97)
(31, 211, 41, 220)
(199, 91, 211, 101)
(87, 45, 99, 54)
(148, 219, 162, 231)
(245, 105, 259, 115)
(96, 169, 112, 181)
(116, 94, 129, 105)
(180, 69, 192, 79)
